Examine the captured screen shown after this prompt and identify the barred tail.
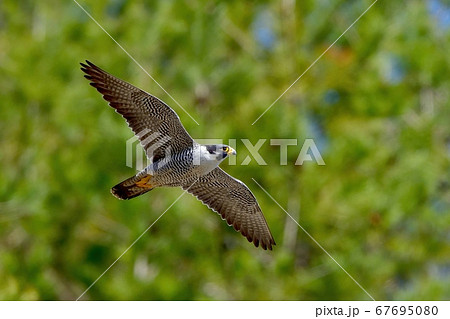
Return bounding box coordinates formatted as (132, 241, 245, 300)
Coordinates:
(111, 173, 154, 200)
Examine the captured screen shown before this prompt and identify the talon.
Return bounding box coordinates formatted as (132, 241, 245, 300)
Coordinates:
(136, 175, 152, 188)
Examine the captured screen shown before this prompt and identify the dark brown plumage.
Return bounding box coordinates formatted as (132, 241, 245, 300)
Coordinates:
(183, 167, 275, 250)
(81, 60, 275, 250)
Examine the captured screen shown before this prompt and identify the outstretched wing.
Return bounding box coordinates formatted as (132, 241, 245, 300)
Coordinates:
(81, 60, 193, 160)
(183, 167, 275, 250)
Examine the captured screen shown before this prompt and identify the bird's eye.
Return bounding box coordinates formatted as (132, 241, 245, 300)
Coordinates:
(223, 146, 229, 152)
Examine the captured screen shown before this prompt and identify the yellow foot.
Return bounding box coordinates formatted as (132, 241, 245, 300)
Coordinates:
(136, 175, 153, 188)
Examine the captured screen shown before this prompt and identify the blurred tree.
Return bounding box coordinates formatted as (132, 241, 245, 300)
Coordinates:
(0, 0, 448, 300)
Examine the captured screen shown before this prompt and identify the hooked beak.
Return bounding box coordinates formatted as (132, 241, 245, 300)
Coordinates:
(227, 147, 237, 155)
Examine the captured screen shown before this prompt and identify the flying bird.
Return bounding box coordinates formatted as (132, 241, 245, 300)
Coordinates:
(80, 60, 275, 250)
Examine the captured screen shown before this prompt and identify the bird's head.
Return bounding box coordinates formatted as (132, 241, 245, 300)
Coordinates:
(203, 144, 237, 161)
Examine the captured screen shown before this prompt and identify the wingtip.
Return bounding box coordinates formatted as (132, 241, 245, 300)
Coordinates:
(80, 60, 91, 68)
(261, 237, 276, 251)
(80, 60, 99, 72)
(249, 236, 276, 250)
(268, 238, 276, 250)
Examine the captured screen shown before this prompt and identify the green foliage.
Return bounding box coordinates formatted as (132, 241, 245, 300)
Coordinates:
(0, 0, 449, 300)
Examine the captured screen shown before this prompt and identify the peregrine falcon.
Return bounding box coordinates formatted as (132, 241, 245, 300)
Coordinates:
(81, 60, 275, 250)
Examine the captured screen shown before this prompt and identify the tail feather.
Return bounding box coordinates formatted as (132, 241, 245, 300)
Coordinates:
(111, 173, 154, 200)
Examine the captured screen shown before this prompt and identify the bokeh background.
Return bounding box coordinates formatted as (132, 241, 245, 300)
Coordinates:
(1, 0, 449, 300)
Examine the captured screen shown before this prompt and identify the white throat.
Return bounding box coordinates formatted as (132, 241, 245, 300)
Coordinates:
(192, 145, 224, 174)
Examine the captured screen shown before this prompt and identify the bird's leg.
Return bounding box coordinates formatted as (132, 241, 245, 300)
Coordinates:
(135, 175, 153, 188)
